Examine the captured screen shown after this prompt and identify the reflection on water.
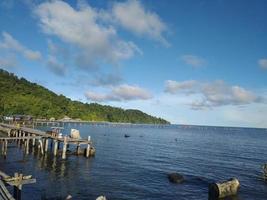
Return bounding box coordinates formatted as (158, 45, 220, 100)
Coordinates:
(1, 124, 267, 199)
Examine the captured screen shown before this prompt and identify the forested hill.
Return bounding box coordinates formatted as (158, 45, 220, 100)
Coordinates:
(0, 69, 169, 124)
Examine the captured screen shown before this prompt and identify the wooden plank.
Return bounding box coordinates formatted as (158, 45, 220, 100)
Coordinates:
(0, 137, 42, 140)
(4, 179, 36, 187)
(0, 180, 15, 200)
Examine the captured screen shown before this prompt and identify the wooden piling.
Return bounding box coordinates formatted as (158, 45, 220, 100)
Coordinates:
(26, 139, 29, 154)
(76, 143, 81, 155)
(16, 130, 19, 145)
(4, 139, 7, 158)
(53, 140, 58, 156)
(32, 134, 36, 147)
(86, 136, 91, 158)
(62, 136, 67, 159)
(13, 173, 22, 200)
(39, 139, 44, 155)
(44, 139, 49, 152)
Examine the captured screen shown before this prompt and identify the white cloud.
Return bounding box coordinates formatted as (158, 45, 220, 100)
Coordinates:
(34, 0, 141, 70)
(258, 58, 267, 69)
(85, 84, 152, 102)
(0, 32, 42, 61)
(164, 80, 264, 109)
(164, 80, 197, 94)
(112, 0, 169, 46)
(180, 54, 206, 68)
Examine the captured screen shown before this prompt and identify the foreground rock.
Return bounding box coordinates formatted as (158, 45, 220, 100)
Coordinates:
(168, 173, 185, 184)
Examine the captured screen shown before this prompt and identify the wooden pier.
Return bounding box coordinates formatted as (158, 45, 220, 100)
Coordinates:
(0, 170, 36, 200)
(0, 123, 95, 159)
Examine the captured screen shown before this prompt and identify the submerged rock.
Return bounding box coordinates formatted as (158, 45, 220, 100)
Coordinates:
(263, 164, 267, 180)
(168, 173, 185, 184)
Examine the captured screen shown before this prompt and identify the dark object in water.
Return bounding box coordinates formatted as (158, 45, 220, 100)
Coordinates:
(263, 164, 267, 180)
(124, 134, 130, 138)
(168, 173, 184, 184)
(174, 138, 178, 142)
(209, 178, 240, 199)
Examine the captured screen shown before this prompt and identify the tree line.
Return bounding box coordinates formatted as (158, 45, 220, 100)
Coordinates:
(0, 69, 169, 124)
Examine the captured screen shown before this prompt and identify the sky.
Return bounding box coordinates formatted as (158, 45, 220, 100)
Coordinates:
(0, 0, 267, 128)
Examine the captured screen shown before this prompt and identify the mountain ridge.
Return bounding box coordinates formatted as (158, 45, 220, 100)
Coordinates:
(0, 69, 169, 124)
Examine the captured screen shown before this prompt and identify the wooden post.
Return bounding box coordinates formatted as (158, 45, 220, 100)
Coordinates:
(76, 143, 81, 155)
(15, 130, 18, 143)
(39, 139, 44, 155)
(53, 140, 58, 156)
(58, 141, 60, 150)
(32, 134, 36, 146)
(62, 136, 67, 159)
(86, 136, 91, 158)
(22, 131, 25, 143)
(50, 138, 53, 149)
(1, 140, 4, 154)
(44, 139, 49, 152)
(18, 130, 22, 146)
(13, 173, 23, 200)
(26, 139, 29, 154)
(4, 139, 7, 158)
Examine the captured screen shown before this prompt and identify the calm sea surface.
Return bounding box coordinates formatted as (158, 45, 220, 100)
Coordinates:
(1, 123, 267, 200)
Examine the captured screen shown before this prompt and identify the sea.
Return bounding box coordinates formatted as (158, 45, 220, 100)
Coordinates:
(1, 123, 267, 200)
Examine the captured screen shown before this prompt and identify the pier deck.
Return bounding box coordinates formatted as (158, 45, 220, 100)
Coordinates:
(0, 123, 94, 159)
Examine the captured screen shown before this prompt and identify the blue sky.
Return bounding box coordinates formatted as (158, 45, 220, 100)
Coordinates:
(0, 0, 267, 128)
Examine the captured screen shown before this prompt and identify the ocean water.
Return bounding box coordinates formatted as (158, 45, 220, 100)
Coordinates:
(1, 123, 267, 200)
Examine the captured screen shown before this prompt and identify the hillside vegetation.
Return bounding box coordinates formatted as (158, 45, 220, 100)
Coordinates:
(0, 69, 169, 124)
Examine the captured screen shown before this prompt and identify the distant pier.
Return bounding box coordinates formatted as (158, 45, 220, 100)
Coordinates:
(0, 123, 95, 159)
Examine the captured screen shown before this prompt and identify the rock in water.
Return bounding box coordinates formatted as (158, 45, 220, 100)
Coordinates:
(263, 164, 267, 180)
(168, 173, 185, 183)
(96, 196, 107, 200)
